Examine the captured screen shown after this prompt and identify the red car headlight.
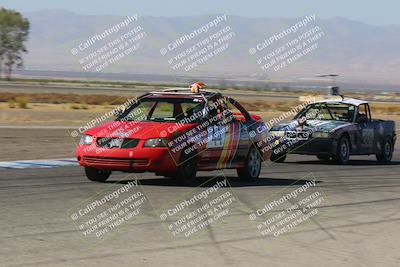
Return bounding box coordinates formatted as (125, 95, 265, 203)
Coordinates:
(80, 135, 93, 145)
(143, 138, 169, 148)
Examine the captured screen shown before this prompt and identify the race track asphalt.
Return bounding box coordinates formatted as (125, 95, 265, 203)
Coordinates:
(1, 151, 399, 267)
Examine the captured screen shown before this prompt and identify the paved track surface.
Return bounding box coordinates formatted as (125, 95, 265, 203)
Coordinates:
(1, 151, 399, 267)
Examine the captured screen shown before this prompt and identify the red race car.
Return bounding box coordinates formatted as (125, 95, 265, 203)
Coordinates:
(76, 84, 272, 184)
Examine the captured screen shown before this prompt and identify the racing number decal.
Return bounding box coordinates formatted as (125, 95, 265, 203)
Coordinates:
(362, 129, 374, 147)
(218, 123, 241, 169)
(206, 123, 241, 168)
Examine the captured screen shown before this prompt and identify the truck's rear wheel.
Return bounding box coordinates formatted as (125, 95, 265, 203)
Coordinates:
(376, 138, 393, 163)
(85, 167, 111, 182)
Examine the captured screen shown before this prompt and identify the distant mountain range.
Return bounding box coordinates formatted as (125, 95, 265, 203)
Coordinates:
(20, 10, 400, 86)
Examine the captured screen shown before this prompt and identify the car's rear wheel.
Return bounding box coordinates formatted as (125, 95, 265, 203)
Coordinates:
(270, 152, 287, 163)
(333, 136, 350, 164)
(85, 167, 111, 182)
(376, 138, 393, 163)
(176, 151, 197, 185)
(237, 146, 261, 180)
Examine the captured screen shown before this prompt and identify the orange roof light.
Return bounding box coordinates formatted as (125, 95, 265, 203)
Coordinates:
(190, 82, 205, 93)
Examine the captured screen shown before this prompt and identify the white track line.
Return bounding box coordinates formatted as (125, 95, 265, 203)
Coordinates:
(0, 126, 77, 129)
(0, 158, 77, 169)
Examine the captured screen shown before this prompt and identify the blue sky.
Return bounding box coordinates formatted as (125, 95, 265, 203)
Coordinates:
(0, 0, 396, 26)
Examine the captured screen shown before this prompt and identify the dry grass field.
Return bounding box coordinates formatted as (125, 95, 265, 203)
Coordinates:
(0, 93, 399, 127)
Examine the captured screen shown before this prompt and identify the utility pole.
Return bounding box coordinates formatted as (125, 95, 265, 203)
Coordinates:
(316, 74, 340, 95)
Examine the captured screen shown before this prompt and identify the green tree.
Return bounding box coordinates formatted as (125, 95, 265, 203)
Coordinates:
(0, 8, 29, 80)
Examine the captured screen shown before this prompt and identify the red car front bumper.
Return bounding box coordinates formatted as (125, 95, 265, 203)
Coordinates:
(76, 140, 179, 173)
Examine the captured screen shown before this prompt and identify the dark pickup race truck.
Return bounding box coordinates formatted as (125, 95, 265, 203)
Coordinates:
(268, 97, 396, 164)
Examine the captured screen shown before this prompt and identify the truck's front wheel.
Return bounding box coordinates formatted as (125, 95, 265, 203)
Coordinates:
(333, 136, 350, 164)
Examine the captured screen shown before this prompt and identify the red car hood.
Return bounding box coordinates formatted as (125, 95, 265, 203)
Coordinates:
(84, 121, 197, 139)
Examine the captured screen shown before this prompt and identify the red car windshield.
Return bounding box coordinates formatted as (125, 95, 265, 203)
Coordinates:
(120, 98, 205, 123)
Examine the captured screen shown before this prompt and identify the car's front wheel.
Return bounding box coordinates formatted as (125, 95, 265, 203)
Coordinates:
(85, 167, 111, 182)
(376, 138, 393, 163)
(237, 146, 262, 180)
(176, 151, 197, 185)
